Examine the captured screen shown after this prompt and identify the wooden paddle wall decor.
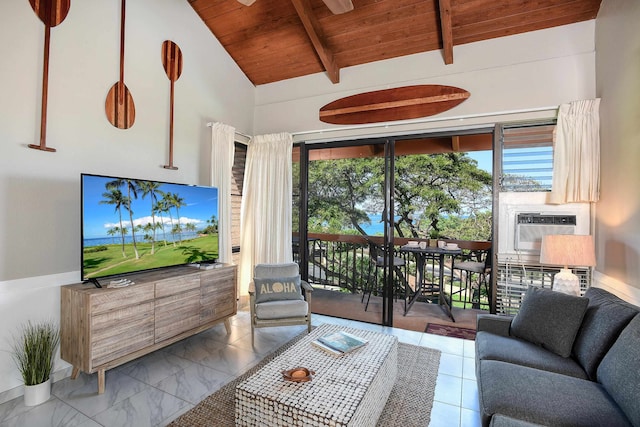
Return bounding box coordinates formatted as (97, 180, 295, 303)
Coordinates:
(28, 0, 71, 152)
(319, 85, 470, 125)
(105, 0, 135, 129)
(161, 40, 183, 170)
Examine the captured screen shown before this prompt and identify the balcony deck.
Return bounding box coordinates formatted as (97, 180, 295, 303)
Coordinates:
(310, 288, 485, 333)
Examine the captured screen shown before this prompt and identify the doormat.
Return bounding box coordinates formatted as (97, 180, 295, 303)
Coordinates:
(425, 323, 476, 340)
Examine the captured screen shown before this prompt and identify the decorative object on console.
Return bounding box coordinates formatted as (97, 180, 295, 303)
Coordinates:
(540, 234, 596, 296)
(27, 0, 71, 152)
(161, 40, 183, 170)
(105, 0, 136, 129)
(11, 320, 60, 406)
(319, 85, 470, 125)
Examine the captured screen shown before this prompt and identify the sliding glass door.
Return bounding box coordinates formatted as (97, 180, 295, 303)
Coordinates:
(295, 139, 396, 326)
(294, 130, 495, 328)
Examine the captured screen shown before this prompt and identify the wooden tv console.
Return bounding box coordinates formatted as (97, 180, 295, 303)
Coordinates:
(60, 264, 237, 394)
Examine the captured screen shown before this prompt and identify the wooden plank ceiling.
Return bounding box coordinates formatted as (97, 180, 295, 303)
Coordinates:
(188, 0, 601, 86)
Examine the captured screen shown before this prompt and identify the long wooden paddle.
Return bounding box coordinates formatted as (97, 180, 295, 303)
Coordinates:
(105, 0, 135, 129)
(28, 0, 71, 152)
(161, 40, 183, 170)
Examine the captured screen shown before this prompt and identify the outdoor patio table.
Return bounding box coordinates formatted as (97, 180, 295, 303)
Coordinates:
(400, 245, 462, 321)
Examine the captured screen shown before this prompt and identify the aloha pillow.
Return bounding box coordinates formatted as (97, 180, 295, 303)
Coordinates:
(254, 276, 303, 303)
(511, 286, 589, 358)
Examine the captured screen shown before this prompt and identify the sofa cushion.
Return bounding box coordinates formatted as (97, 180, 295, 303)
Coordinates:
(476, 331, 588, 380)
(478, 360, 632, 427)
(489, 414, 547, 427)
(255, 299, 308, 320)
(572, 287, 639, 380)
(254, 276, 303, 303)
(597, 314, 640, 426)
(511, 286, 588, 357)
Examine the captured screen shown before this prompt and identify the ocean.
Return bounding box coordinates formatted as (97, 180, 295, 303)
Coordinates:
(84, 231, 201, 247)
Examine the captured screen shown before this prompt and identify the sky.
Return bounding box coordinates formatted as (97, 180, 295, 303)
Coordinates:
(468, 150, 492, 172)
(82, 175, 219, 238)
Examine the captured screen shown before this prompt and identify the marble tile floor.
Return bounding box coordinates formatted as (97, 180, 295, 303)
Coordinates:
(0, 310, 481, 427)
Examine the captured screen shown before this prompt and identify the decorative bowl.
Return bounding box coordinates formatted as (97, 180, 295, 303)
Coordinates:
(282, 367, 315, 382)
(445, 243, 459, 250)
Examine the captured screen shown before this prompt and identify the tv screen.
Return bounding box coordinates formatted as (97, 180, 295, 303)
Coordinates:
(81, 173, 219, 281)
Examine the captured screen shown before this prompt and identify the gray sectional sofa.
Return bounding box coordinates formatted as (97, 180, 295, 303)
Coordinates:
(475, 286, 640, 427)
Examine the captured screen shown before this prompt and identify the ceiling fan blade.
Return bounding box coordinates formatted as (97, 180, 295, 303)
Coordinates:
(322, 0, 354, 14)
(236, 0, 257, 6)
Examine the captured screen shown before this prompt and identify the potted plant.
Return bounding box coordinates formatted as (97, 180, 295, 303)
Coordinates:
(11, 320, 60, 406)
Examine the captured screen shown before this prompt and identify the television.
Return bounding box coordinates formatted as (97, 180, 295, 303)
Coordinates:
(81, 173, 219, 282)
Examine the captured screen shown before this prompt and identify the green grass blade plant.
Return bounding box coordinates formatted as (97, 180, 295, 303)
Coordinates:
(11, 321, 60, 386)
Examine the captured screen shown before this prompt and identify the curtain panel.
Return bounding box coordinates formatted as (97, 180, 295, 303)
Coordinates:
(238, 132, 293, 295)
(210, 122, 235, 264)
(550, 99, 601, 204)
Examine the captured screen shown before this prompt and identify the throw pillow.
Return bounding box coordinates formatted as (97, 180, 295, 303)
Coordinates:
(254, 276, 303, 303)
(511, 286, 589, 357)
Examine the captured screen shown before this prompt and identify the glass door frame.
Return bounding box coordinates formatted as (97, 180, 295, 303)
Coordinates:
(297, 138, 396, 326)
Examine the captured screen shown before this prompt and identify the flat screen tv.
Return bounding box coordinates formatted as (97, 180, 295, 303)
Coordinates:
(81, 173, 219, 282)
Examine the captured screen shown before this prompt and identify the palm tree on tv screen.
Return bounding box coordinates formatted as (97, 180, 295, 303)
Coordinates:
(168, 192, 186, 244)
(139, 181, 163, 255)
(160, 194, 177, 246)
(123, 179, 142, 259)
(100, 188, 128, 257)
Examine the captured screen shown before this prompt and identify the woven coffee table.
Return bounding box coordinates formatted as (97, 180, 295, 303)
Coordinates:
(235, 323, 398, 426)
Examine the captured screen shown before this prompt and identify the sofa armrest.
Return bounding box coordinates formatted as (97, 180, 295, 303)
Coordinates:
(477, 314, 513, 337)
(248, 281, 256, 295)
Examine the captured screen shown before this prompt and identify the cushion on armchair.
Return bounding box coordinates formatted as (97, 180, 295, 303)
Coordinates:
(254, 275, 303, 303)
(255, 299, 309, 320)
(511, 286, 588, 357)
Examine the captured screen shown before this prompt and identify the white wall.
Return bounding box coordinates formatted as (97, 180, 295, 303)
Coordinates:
(0, 0, 254, 399)
(594, 0, 640, 292)
(254, 21, 596, 141)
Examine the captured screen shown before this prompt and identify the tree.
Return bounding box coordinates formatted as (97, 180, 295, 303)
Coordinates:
(107, 227, 118, 244)
(168, 192, 186, 244)
(393, 153, 492, 239)
(139, 181, 163, 254)
(307, 157, 382, 234)
(159, 194, 177, 246)
(306, 152, 492, 241)
(100, 187, 128, 257)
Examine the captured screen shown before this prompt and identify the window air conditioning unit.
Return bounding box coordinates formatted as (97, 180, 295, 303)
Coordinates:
(515, 213, 577, 252)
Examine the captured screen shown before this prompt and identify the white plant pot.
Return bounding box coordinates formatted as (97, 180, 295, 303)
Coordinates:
(24, 378, 51, 406)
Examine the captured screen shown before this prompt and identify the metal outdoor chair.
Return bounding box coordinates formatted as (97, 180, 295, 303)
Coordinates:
(451, 246, 492, 310)
(362, 239, 408, 311)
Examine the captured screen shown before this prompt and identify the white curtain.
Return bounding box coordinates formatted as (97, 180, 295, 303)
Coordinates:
(549, 99, 600, 204)
(210, 122, 235, 264)
(238, 132, 293, 295)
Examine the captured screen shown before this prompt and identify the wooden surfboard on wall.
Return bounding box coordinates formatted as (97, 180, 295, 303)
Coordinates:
(319, 85, 470, 125)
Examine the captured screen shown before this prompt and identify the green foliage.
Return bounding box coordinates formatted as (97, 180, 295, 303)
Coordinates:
(11, 321, 60, 386)
(306, 152, 492, 240)
(82, 235, 219, 277)
(83, 245, 108, 253)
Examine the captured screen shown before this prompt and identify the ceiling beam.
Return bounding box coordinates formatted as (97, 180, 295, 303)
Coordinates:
(451, 135, 460, 151)
(438, 0, 454, 65)
(290, 0, 340, 84)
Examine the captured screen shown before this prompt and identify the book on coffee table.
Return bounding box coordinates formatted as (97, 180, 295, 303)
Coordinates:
(313, 331, 368, 355)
